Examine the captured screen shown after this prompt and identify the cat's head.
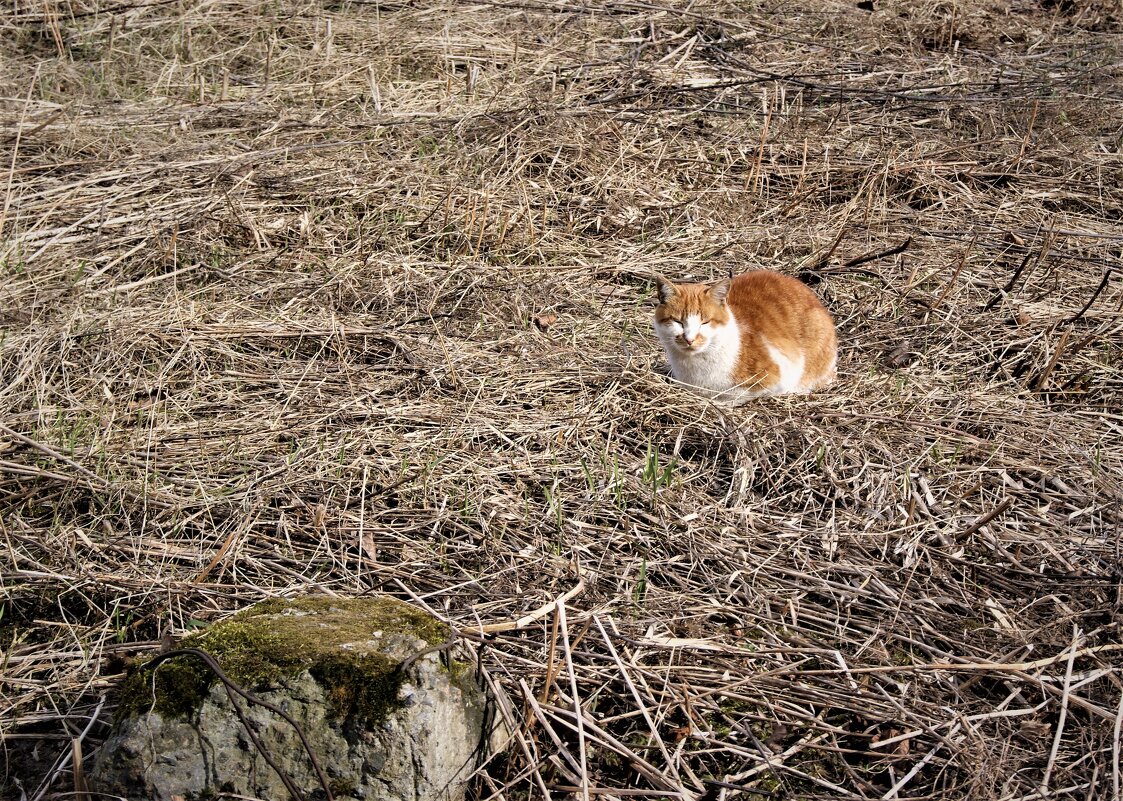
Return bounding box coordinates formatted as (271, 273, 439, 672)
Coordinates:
(653, 276, 732, 354)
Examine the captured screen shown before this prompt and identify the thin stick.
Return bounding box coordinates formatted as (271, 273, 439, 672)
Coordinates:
(520, 678, 584, 781)
(1112, 682, 1123, 801)
(809, 225, 848, 269)
(464, 578, 585, 634)
(29, 696, 104, 801)
(843, 236, 912, 270)
(71, 737, 90, 801)
(0, 65, 38, 242)
(796, 641, 1123, 676)
(558, 600, 590, 801)
(1040, 631, 1079, 793)
(480, 671, 553, 801)
(594, 616, 682, 789)
(1032, 327, 1072, 392)
(540, 599, 562, 703)
(956, 497, 1014, 543)
(1065, 268, 1113, 324)
(983, 239, 1037, 311)
(881, 723, 959, 799)
(540, 703, 684, 793)
(928, 235, 973, 312)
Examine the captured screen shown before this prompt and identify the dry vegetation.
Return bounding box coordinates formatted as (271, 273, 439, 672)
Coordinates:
(2, 0, 1123, 798)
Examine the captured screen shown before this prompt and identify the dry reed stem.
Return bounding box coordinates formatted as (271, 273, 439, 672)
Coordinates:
(2, 0, 1123, 798)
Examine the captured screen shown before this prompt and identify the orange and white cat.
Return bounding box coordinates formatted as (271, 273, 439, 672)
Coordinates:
(653, 271, 837, 403)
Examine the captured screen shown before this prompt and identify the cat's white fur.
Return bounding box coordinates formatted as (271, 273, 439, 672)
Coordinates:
(763, 341, 807, 394)
(655, 316, 809, 402)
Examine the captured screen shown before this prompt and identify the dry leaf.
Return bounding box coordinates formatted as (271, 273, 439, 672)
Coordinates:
(361, 529, 377, 562)
(534, 313, 557, 331)
(884, 342, 917, 368)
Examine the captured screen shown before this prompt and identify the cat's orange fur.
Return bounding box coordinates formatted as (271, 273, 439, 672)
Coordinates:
(653, 271, 837, 402)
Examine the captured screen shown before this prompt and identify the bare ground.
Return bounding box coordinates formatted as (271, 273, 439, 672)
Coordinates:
(2, 0, 1122, 798)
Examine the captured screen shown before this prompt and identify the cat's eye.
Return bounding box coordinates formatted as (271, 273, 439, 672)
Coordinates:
(701, 319, 711, 325)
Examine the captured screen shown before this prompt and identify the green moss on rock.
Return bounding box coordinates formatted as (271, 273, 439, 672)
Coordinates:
(117, 596, 449, 725)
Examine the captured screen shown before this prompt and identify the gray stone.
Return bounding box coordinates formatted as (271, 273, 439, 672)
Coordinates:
(90, 596, 490, 801)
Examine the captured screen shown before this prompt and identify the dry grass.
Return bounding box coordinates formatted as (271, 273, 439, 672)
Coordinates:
(2, 0, 1123, 798)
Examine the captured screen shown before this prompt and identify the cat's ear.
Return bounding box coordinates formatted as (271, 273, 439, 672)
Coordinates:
(708, 278, 731, 304)
(654, 276, 676, 305)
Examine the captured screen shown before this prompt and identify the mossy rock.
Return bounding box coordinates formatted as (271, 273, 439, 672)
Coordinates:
(115, 595, 449, 725)
(92, 595, 490, 801)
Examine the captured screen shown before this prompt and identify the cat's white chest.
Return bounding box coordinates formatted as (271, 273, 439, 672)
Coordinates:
(658, 321, 744, 401)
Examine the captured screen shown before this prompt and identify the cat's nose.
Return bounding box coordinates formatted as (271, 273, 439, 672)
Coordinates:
(682, 335, 695, 346)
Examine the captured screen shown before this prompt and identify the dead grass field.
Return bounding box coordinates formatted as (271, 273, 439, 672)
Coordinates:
(2, 0, 1123, 798)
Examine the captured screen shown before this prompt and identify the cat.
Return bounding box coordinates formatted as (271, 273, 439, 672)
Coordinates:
(653, 271, 837, 404)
